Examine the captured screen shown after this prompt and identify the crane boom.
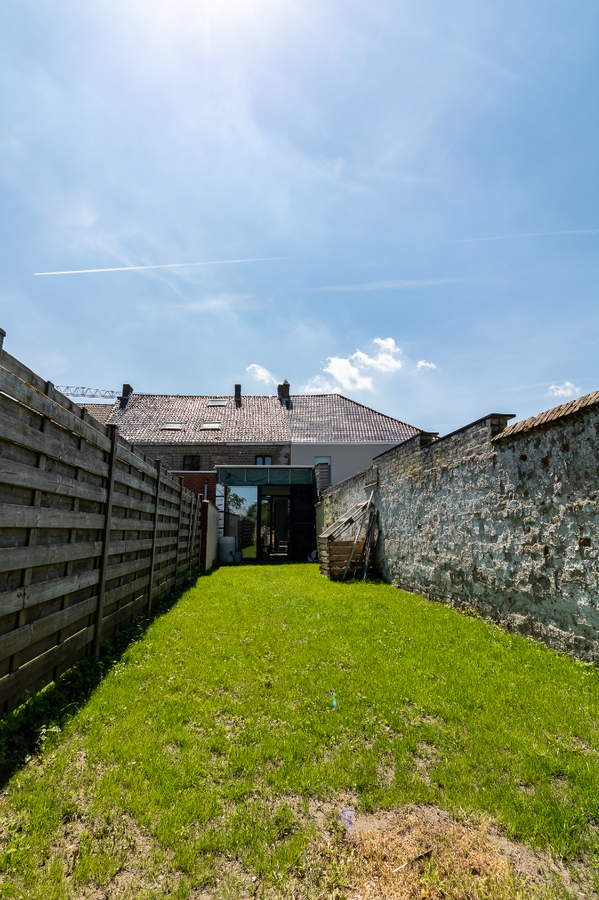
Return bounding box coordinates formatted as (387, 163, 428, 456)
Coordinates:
(56, 386, 120, 399)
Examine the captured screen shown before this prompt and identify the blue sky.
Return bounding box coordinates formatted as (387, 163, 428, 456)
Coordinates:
(1, 0, 598, 435)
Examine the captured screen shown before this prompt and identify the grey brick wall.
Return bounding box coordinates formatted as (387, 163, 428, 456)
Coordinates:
(321, 411, 599, 660)
(134, 443, 291, 472)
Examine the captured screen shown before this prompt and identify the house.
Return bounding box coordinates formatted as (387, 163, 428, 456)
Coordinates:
(81, 381, 421, 562)
(84, 381, 421, 497)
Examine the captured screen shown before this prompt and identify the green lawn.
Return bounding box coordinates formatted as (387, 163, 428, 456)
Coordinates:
(1, 565, 598, 898)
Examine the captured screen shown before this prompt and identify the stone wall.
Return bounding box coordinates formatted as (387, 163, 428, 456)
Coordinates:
(320, 404, 599, 660)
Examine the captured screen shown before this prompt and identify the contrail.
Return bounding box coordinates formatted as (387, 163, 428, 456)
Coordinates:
(462, 229, 599, 243)
(34, 256, 284, 275)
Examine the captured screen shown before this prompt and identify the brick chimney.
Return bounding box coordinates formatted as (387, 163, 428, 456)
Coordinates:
(120, 383, 133, 409)
(277, 380, 290, 403)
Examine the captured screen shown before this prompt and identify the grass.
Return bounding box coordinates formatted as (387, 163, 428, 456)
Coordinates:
(1, 564, 598, 898)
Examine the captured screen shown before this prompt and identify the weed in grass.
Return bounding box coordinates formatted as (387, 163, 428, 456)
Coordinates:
(0, 565, 598, 898)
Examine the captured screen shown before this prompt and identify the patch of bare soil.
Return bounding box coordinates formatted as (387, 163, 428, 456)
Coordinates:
(304, 806, 595, 900)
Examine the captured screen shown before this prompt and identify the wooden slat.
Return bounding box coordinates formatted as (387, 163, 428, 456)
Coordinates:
(0, 365, 111, 452)
(103, 573, 150, 607)
(0, 416, 108, 478)
(0, 457, 107, 504)
(0, 570, 100, 616)
(115, 440, 159, 480)
(113, 468, 156, 497)
(0, 596, 97, 659)
(0, 504, 106, 530)
(0, 540, 103, 574)
(106, 556, 152, 582)
(0, 625, 94, 707)
(0, 351, 89, 422)
(101, 591, 148, 633)
(107, 537, 154, 556)
(110, 493, 156, 516)
(110, 515, 153, 533)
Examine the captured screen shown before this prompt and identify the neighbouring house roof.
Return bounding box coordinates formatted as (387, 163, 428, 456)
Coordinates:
(286, 394, 420, 443)
(101, 392, 421, 445)
(493, 390, 599, 441)
(103, 395, 291, 444)
(80, 403, 116, 425)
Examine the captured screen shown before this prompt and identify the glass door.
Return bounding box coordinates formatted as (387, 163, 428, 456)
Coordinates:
(260, 494, 291, 558)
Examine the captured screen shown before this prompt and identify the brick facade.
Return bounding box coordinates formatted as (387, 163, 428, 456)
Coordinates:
(170, 471, 218, 503)
(135, 443, 291, 473)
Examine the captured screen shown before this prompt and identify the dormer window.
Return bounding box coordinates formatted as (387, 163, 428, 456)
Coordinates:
(201, 422, 222, 430)
(161, 423, 184, 430)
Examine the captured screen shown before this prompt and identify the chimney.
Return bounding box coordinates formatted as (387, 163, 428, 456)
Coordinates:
(120, 383, 133, 409)
(277, 380, 290, 403)
(234, 384, 242, 407)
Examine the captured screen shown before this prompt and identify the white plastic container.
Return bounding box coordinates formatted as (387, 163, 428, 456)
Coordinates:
(218, 536, 236, 564)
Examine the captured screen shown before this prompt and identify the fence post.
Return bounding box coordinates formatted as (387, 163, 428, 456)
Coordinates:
(174, 477, 184, 588)
(192, 493, 200, 568)
(147, 458, 162, 617)
(93, 424, 118, 656)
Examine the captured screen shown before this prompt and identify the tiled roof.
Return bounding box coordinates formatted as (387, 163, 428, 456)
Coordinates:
(81, 403, 117, 425)
(105, 395, 290, 443)
(493, 390, 599, 441)
(287, 394, 421, 443)
(104, 392, 421, 445)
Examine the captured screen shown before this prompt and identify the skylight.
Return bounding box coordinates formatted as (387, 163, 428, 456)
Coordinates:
(208, 399, 227, 406)
(161, 423, 184, 430)
(201, 422, 222, 430)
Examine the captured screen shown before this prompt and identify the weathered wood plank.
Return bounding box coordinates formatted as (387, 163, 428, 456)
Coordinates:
(103, 573, 150, 607)
(114, 468, 156, 497)
(0, 596, 97, 659)
(0, 504, 106, 530)
(0, 540, 104, 574)
(101, 591, 148, 633)
(115, 440, 158, 481)
(110, 493, 156, 516)
(0, 366, 112, 452)
(105, 556, 152, 582)
(109, 515, 153, 533)
(0, 352, 90, 423)
(0, 625, 94, 707)
(0, 570, 100, 616)
(0, 457, 107, 504)
(0, 416, 108, 478)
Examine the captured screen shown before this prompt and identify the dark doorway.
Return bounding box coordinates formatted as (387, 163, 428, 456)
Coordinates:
(259, 487, 290, 558)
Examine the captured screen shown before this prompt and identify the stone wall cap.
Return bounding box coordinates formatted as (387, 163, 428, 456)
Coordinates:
(492, 390, 599, 442)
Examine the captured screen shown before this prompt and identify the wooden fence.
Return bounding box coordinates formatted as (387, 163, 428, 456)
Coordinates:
(0, 338, 201, 713)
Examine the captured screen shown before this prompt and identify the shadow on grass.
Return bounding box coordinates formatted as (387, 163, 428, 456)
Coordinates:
(0, 570, 203, 789)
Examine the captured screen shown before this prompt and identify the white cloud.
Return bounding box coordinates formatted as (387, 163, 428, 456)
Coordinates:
(302, 375, 339, 394)
(373, 337, 398, 353)
(416, 359, 436, 369)
(246, 363, 278, 385)
(323, 357, 374, 391)
(548, 381, 580, 399)
(300, 337, 405, 393)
